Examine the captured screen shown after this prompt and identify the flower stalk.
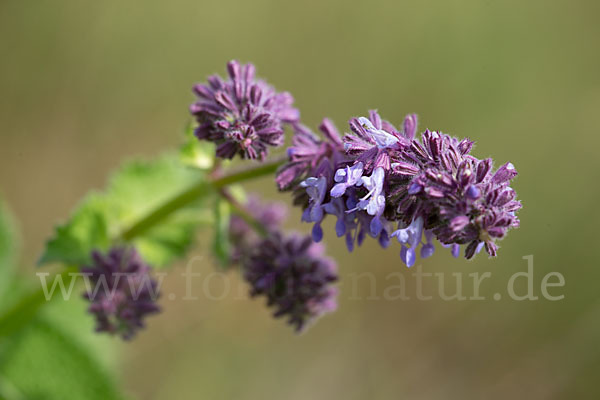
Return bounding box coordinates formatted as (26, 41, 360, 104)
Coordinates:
(0, 156, 285, 339)
(120, 155, 285, 241)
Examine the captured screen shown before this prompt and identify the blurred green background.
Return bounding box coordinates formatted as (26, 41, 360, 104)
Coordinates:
(1, 0, 599, 398)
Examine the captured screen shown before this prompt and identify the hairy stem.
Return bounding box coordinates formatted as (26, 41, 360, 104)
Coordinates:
(0, 155, 286, 339)
(218, 188, 269, 237)
(120, 155, 285, 240)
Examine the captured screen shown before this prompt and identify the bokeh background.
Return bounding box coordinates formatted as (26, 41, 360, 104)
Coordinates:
(1, 0, 599, 398)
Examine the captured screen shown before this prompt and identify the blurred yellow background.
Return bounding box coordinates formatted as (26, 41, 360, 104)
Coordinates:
(1, 0, 599, 398)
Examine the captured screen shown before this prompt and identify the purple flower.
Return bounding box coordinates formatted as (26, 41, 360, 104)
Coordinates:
(279, 109, 520, 266)
(301, 163, 392, 247)
(393, 128, 521, 259)
(243, 233, 338, 332)
(341, 111, 521, 264)
(391, 221, 437, 266)
(421, 230, 436, 259)
(344, 110, 412, 173)
(356, 167, 386, 217)
(277, 118, 355, 243)
(403, 114, 418, 140)
(300, 176, 327, 223)
(278, 117, 395, 252)
(329, 165, 387, 237)
(229, 195, 287, 263)
(81, 247, 160, 340)
(276, 118, 345, 190)
(357, 117, 401, 149)
(331, 162, 364, 198)
(392, 217, 423, 267)
(322, 197, 351, 237)
(442, 242, 461, 258)
(190, 60, 299, 160)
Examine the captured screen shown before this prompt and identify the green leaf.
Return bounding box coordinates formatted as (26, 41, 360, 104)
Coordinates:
(105, 155, 212, 266)
(133, 208, 211, 267)
(0, 199, 125, 400)
(38, 195, 110, 266)
(212, 198, 231, 268)
(179, 122, 216, 170)
(0, 304, 125, 400)
(38, 293, 121, 373)
(39, 154, 213, 268)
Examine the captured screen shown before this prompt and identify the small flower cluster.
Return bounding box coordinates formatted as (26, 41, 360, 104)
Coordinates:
(230, 195, 338, 331)
(275, 119, 387, 252)
(190, 60, 299, 160)
(81, 247, 160, 340)
(228, 194, 288, 263)
(243, 232, 338, 332)
(278, 110, 521, 267)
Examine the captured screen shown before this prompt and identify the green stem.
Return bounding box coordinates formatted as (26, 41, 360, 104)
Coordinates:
(218, 188, 269, 237)
(120, 156, 284, 240)
(0, 156, 286, 339)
